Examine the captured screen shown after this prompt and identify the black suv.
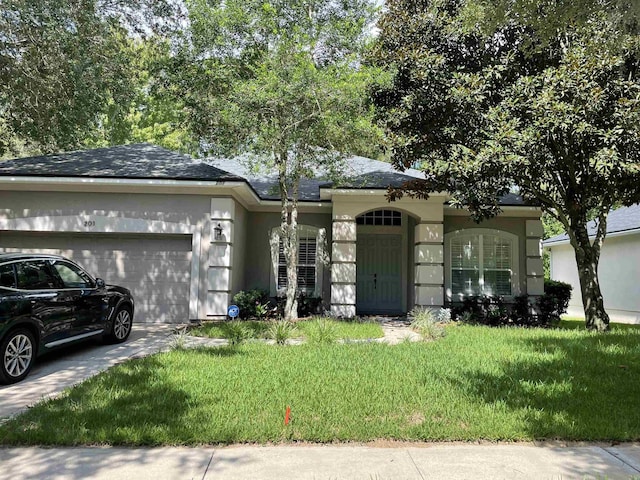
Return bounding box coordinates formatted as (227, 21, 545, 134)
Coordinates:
(0, 253, 134, 384)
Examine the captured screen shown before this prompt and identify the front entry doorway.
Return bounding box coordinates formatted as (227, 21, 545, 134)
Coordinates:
(356, 234, 403, 314)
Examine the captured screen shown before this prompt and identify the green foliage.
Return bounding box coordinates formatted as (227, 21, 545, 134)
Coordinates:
(409, 307, 446, 341)
(232, 289, 271, 319)
(372, 0, 640, 330)
(4, 326, 640, 444)
(275, 293, 324, 318)
(222, 321, 252, 345)
(537, 280, 573, 326)
(171, 0, 381, 319)
(192, 318, 384, 341)
(266, 320, 297, 345)
(303, 317, 339, 345)
(451, 284, 571, 327)
(0, 0, 181, 156)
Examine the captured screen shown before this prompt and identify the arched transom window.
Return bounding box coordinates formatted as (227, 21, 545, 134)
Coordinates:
(356, 209, 401, 226)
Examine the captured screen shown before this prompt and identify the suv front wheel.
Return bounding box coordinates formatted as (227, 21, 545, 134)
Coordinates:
(0, 328, 35, 384)
(106, 306, 132, 343)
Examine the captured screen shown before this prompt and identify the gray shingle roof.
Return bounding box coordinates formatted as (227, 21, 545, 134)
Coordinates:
(544, 204, 640, 245)
(0, 143, 241, 181)
(0, 143, 529, 206)
(206, 155, 426, 201)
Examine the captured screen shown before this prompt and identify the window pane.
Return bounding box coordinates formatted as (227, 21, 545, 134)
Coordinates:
(451, 269, 480, 295)
(484, 270, 512, 296)
(52, 262, 91, 288)
(0, 264, 16, 288)
(277, 236, 317, 292)
(297, 266, 316, 290)
(451, 236, 479, 269)
(16, 261, 58, 290)
(483, 235, 511, 269)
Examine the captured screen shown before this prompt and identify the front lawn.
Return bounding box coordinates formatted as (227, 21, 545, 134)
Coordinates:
(1, 325, 639, 445)
(190, 317, 384, 341)
(559, 317, 640, 331)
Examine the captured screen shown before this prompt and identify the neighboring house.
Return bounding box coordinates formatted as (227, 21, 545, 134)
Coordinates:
(0, 144, 544, 323)
(544, 204, 640, 324)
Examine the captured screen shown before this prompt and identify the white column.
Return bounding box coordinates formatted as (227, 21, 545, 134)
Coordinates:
(330, 220, 356, 318)
(414, 222, 444, 308)
(207, 198, 235, 319)
(526, 219, 545, 296)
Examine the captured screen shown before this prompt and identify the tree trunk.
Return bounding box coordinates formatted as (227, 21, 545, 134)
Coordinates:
(569, 226, 610, 332)
(283, 209, 298, 321)
(279, 152, 298, 321)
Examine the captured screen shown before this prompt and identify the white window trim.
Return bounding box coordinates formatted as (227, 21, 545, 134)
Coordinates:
(444, 228, 520, 301)
(269, 225, 326, 297)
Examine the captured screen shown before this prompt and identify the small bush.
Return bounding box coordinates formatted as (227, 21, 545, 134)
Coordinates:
(452, 295, 509, 325)
(298, 293, 323, 317)
(275, 293, 324, 318)
(409, 307, 446, 340)
(267, 320, 297, 345)
(304, 317, 338, 344)
(223, 321, 251, 345)
(537, 279, 572, 325)
(435, 308, 452, 324)
(232, 289, 270, 319)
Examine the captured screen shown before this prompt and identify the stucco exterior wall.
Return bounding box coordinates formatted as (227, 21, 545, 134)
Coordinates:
(549, 234, 640, 323)
(0, 191, 216, 321)
(243, 211, 333, 306)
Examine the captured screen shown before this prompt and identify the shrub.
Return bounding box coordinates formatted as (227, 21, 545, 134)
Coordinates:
(537, 279, 572, 326)
(232, 289, 270, 319)
(511, 294, 533, 325)
(304, 317, 338, 344)
(298, 293, 323, 317)
(223, 321, 251, 345)
(267, 320, 297, 345)
(452, 295, 509, 325)
(409, 306, 446, 340)
(435, 308, 452, 324)
(275, 293, 324, 318)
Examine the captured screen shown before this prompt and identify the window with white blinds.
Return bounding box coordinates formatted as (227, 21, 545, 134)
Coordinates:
(277, 235, 317, 293)
(450, 233, 513, 296)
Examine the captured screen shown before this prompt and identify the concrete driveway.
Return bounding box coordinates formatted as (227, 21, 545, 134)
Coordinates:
(0, 324, 187, 420)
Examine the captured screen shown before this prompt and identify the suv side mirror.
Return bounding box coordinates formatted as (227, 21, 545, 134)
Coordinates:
(95, 278, 106, 288)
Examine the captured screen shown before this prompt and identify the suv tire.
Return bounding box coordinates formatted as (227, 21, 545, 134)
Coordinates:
(0, 328, 36, 384)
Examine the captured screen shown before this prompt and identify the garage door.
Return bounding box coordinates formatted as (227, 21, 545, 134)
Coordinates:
(0, 232, 192, 323)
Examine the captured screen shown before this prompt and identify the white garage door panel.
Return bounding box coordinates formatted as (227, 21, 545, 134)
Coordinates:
(0, 232, 192, 323)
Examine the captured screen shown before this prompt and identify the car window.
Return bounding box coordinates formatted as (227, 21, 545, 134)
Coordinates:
(51, 261, 92, 289)
(16, 261, 59, 290)
(0, 264, 17, 289)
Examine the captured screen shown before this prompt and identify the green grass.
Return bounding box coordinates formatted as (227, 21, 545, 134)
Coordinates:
(2, 325, 640, 445)
(190, 318, 384, 341)
(559, 316, 640, 331)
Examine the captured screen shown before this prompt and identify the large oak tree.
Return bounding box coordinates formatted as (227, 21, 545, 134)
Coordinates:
(372, 0, 640, 331)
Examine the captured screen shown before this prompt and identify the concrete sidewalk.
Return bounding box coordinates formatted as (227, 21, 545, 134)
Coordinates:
(0, 443, 639, 479)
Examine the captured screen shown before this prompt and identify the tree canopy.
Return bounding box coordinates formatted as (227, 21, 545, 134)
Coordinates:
(165, 0, 381, 319)
(372, 0, 640, 330)
(0, 0, 183, 157)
